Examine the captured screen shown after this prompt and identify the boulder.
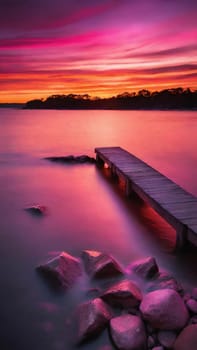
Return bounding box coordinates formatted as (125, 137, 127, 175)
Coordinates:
(75, 155, 95, 163)
(110, 314, 146, 350)
(77, 298, 112, 343)
(129, 256, 159, 279)
(25, 205, 46, 216)
(45, 155, 75, 163)
(186, 298, 197, 313)
(157, 330, 177, 348)
(173, 324, 197, 350)
(44, 155, 95, 164)
(146, 272, 182, 293)
(37, 252, 82, 290)
(101, 279, 142, 308)
(82, 250, 124, 279)
(140, 289, 189, 330)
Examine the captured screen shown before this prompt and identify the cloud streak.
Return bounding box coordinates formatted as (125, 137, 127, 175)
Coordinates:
(0, 0, 197, 102)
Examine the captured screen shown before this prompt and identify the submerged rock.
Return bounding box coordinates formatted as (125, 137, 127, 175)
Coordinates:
(75, 155, 95, 163)
(128, 256, 159, 279)
(44, 154, 95, 164)
(173, 324, 197, 350)
(36, 251, 82, 290)
(77, 298, 112, 343)
(101, 279, 142, 308)
(146, 272, 183, 293)
(140, 289, 189, 330)
(82, 250, 124, 279)
(25, 205, 46, 216)
(110, 314, 146, 350)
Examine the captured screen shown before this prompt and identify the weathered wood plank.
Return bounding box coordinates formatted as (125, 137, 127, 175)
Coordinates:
(95, 146, 197, 249)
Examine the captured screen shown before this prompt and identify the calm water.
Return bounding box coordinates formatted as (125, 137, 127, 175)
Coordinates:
(0, 109, 197, 350)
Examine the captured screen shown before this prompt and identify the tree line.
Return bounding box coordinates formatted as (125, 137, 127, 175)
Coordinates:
(24, 88, 197, 110)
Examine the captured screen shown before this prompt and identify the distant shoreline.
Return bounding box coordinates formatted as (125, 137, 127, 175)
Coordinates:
(1, 88, 197, 110)
(0, 105, 196, 111)
(23, 89, 197, 110)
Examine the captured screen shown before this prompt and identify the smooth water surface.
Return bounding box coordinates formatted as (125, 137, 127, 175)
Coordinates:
(0, 109, 197, 350)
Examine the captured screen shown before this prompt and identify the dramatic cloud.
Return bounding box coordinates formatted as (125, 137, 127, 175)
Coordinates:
(0, 0, 197, 102)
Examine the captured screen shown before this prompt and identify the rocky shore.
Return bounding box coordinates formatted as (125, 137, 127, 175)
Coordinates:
(37, 250, 197, 349)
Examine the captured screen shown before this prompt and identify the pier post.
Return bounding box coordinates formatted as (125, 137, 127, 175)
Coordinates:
(110, 165, 118, 181)
(96, 154, 104, 167)
(175, 224, 187, 251)
(125, 178, 132, 197)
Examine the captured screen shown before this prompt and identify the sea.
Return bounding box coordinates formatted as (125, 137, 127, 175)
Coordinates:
(0, 109, 197, 349)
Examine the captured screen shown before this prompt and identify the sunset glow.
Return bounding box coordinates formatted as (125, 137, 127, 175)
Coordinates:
(1, 0, 197, 102)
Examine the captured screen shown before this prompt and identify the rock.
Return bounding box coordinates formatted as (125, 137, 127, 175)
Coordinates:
(75, 155, 95, 163)
(82, 250, 124, 279)
(36, 252, 82, 290)
(157, 330, 177, 348)
(190, 315, 197, 324)
(191, 288, 197, 300)
(77, 298, 112, 343)
(129, 256, 159, 279)
(173, 324, 197, 350)
(110, 314, 146, 350)
(186, 298, 197, 313)
(183, 293, 191, 303)
(147, 272, 183, 293)
(148, 335, 156, 348)
(44, 155, 95, 164)
(101, 279, 142, 308)
(45, 155, 75, 163)
(25, 205, 46, 216)
(140, 289, 189, 330)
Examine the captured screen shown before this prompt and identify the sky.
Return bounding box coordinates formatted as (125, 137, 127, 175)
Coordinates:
(0, 0, 197, 102)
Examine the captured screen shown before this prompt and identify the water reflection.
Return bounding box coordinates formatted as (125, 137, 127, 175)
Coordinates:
(0, 109, 197, 349)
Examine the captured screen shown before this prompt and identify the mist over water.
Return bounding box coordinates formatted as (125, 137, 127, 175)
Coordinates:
(0, 109, 197, 349)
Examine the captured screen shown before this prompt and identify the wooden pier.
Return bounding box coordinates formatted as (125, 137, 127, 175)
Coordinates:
(95, 147, 197, 250)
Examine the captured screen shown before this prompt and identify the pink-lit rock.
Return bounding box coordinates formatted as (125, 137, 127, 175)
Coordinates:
(147, 272, 183, 293)
(82, 250, 123, 279)
(37, 251, 82, 290)
(110, 314, 146, 350)
(186, 298, 197, 313)
(157, 330, 177, 348)
(77, 298, 112, 343)
(173, 324, 197, 350)
(101, 279, 142, 308)
(140, 289, 189, 330)
(129, 256, 159, 279)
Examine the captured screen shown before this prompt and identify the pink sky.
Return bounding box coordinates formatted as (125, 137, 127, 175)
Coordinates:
(0, 0, 197, 102)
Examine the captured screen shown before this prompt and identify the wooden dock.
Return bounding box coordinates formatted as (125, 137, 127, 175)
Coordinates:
(95, 147, 197, 250)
